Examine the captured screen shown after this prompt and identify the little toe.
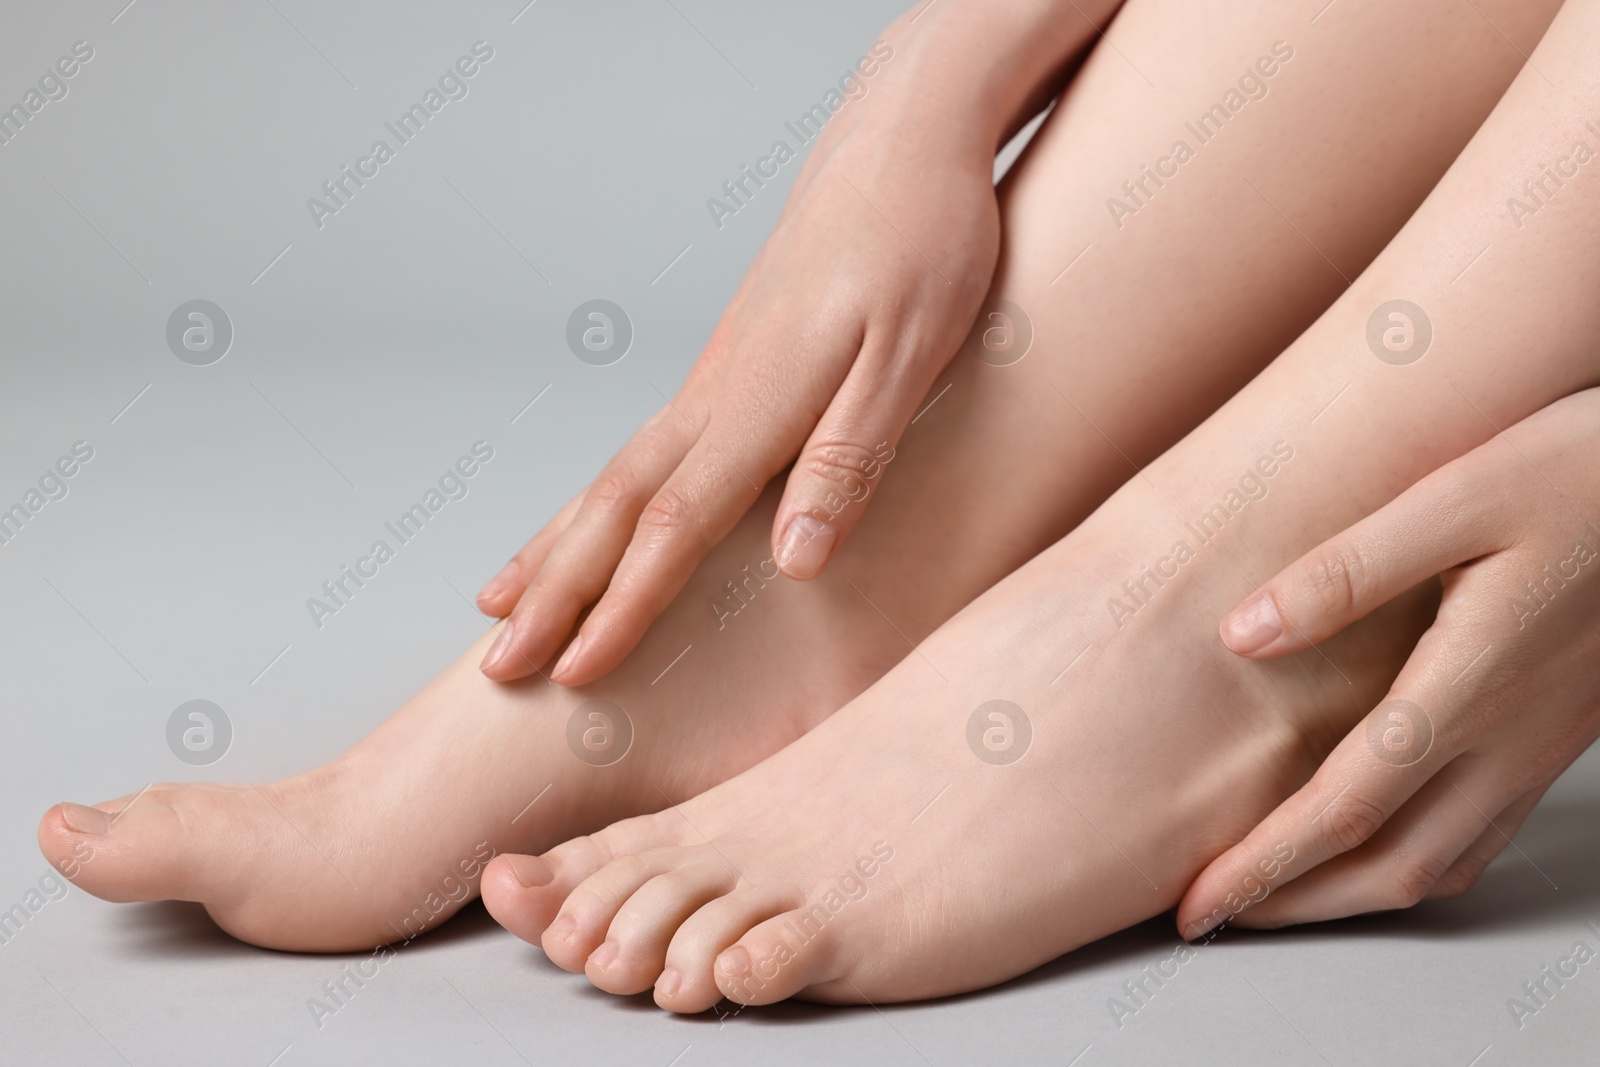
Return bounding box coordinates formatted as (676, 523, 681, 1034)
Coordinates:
(658, 891, 794, 1013)
(715, 908, 846, 1007)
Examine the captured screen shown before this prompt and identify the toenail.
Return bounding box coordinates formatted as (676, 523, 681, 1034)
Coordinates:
(715, 945, 752, 977)
(59, 803, 111, 835)
(656, 967, 682, 999)
(588, 939, 619, 970)
(546, 915, 576, 944)
(505, 854, 553, 889)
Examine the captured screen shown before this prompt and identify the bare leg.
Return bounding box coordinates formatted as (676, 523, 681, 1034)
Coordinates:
(482, 0, 1600, 1011)
(39, 0, 1554, 951)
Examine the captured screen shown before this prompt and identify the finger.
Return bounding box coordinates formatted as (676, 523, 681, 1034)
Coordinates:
(480, 412, 698, 680)
(476, 489, 586, 617)
(550, 429, 784, 686)
(771, 340, 932, 580)
(1220, 459, 1513, 657)
(1176, 689, 1454, 940)
(1190, 532, 1566, 939)
(523, 322, 860, 685)
(1424, 779, 1553, 901)
(1225, 763, 1528, 929)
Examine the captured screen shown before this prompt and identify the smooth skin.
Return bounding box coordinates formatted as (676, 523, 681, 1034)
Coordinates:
(38, 0, 1560, 953)
(475, 0, 1122, 686)
(1183, 388, 1600, 933)
(484, 0, 1600, 1010)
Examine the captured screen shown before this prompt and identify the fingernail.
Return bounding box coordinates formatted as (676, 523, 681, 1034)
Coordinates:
(1184, 912, 1228, 943)
(715, 944, 752, 977)
(588, 939, 619, 970)
(775, 516, 837, 580)
(506, 854, 553, 889)
(1221, 593, 1282, 654)
(656, 967, 682, 999)
(477, 560, 519, 606)
(59, 803, 111, 835)
(552, 634, 585, 682)
(480, 622, 515, 673)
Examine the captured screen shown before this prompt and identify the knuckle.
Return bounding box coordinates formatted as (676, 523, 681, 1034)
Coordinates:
(797, 441, 881, 501)
(636, 485, 697, 539)
(1388, 852, 1454, 909)
(1318, 790, 1388, 853)
(1301, 543, 1366, 618)
(1428, 859, 1487, 901)
(585, 469, 646, 518)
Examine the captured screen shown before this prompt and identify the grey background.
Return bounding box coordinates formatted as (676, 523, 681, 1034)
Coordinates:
(1, 1, 1597, 1063)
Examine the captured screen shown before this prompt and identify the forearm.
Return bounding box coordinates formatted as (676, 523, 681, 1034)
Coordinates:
(875, 0, 1121, 155)
(1178, 0, 1600, 551)
(1291, 0, 1600, 459)
(806, 0, 1122, 173)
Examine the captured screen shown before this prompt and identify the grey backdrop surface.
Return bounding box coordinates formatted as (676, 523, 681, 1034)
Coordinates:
(1, 1, 1598, 1064)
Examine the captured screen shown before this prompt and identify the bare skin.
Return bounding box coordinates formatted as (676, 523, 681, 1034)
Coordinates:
(475, 0, 1556, 687)
(1188, 388, 1600, 932)
(481, 0, 1600, 1010)
(476, 0, 1119, 686)
(482, 481, 1438, 1010)
(38, 0, 1554, 953)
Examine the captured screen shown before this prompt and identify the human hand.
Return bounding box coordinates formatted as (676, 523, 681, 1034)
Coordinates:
(1178, 388, 1600, 936)
(475, 37, 1017, 684)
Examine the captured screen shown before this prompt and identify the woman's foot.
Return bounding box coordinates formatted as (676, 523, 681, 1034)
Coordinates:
(481, 454, 1440, 1007)
(31, 472, 993, 953)
(484, 0, 1600, 994)
(39, 0, 1556, 954)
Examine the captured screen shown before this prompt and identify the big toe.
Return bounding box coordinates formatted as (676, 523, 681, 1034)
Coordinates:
(39, 787, 251, 906)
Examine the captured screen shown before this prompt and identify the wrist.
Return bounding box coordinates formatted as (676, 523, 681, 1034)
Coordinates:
(866, 0, 1120, 156)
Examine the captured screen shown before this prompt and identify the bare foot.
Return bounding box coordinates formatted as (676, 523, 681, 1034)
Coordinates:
(480, 456, 1438, 1009)
(476, 0, 1580, 1009)
(32, 483, 952, 953)
(40, 0, 1552, 955)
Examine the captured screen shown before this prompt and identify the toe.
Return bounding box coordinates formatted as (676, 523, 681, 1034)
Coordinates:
(586, 863, 740, 995)
(38, 790, 247, 906)
(658, 891, 793, 1013)
(484, 811, 695, 951)
(483, 833, 617, 946)
(715, 907, 846, 1007)
(543, 848, 690, 972)
(480, 853, 558, 943)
